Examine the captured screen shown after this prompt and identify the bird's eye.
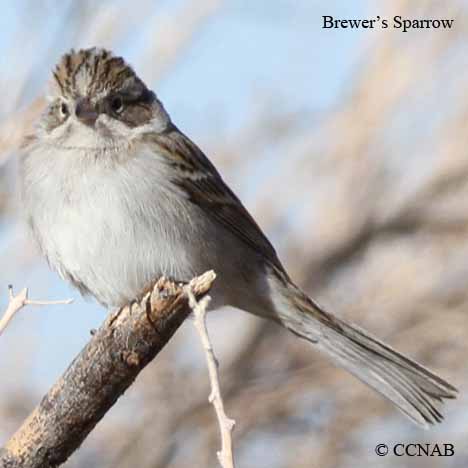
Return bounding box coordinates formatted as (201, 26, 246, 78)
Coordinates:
(110, 96, 124, 114)
(60, 102, 69, 117)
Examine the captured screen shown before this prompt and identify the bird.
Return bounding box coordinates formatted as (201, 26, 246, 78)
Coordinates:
(20, 47, 457, 428)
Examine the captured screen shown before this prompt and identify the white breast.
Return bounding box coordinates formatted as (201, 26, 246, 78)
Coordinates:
(22, 143, 200, 307)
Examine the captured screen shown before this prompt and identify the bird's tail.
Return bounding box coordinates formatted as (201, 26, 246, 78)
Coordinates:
(274, 279, 458, 428)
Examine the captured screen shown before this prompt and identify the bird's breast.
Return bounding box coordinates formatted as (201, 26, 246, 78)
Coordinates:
(23, 145, 202, 307)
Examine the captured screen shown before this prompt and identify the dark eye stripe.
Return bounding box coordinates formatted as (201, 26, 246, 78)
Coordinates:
(101, 88, 154, 117)
(120, 88, 153, 104)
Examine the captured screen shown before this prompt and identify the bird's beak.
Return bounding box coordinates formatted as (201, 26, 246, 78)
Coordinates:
(75, 97, 98, 127)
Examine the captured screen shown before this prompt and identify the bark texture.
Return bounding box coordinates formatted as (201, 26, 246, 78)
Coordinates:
(0, 271, 216, 468)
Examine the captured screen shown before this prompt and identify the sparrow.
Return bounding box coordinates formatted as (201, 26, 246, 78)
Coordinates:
(20, 48, 457, 428)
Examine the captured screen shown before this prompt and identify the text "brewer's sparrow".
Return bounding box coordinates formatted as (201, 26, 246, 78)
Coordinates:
(21, 48, 457, 427)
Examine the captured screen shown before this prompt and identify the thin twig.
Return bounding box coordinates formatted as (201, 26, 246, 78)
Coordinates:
(0, 285, 73, 337)
(186, 283, 236, 468)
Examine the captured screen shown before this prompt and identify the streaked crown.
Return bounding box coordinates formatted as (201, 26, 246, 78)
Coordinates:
(51, 48, 145, 100)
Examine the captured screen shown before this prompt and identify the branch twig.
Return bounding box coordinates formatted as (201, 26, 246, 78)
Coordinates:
(0, 271, 216, 468)
(186, 285, 236, 468)
(0, 285, 73, 337)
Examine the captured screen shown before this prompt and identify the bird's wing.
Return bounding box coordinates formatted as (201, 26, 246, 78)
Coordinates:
(144, 125, 283, 270)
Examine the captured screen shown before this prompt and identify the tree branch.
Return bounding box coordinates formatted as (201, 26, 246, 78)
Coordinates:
(0, 271, 216, 468)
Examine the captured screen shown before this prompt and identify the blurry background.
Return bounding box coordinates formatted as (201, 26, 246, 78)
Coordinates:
(0, 0, 467, 467)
